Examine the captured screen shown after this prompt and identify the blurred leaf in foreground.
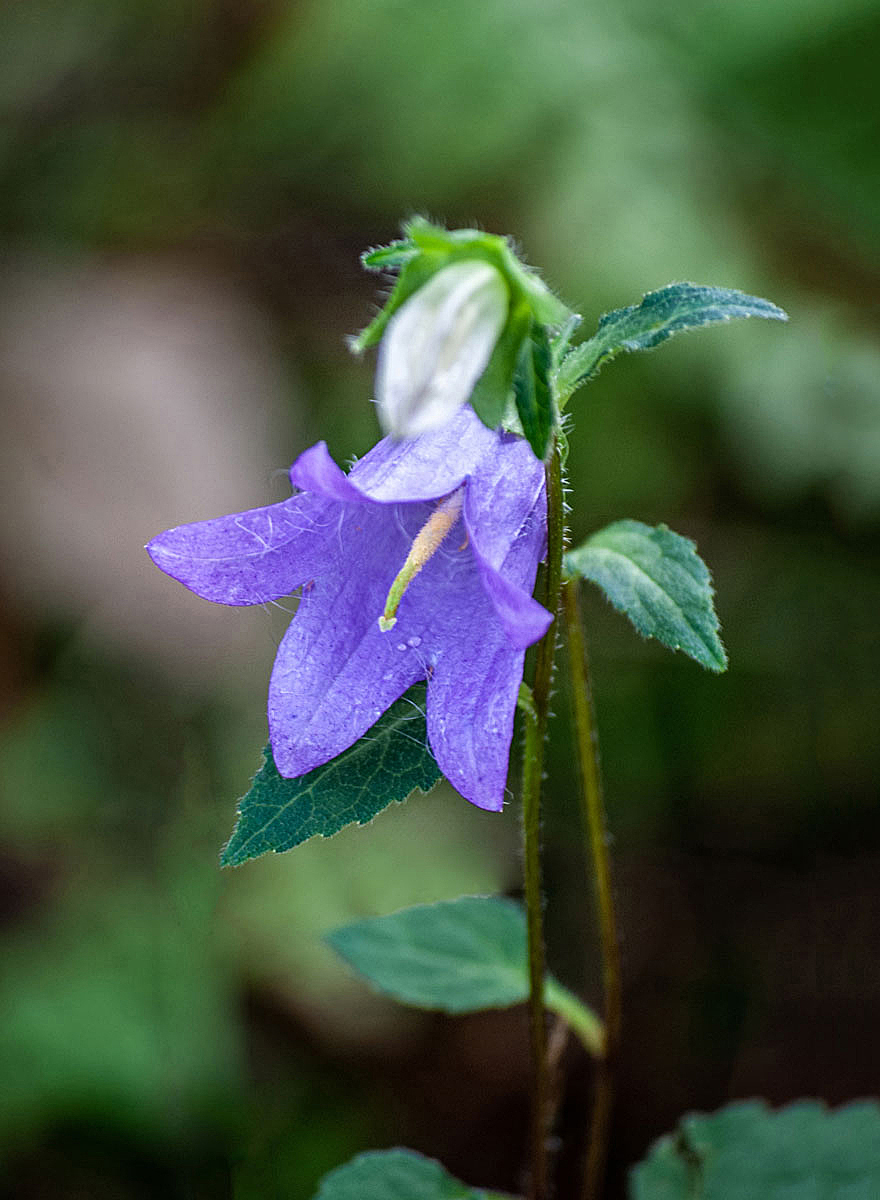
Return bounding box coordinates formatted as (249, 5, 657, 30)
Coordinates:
(314, 1147, 514, 1200)
(328, 896, 603, 1054)
(631, 1099, 880, 1199)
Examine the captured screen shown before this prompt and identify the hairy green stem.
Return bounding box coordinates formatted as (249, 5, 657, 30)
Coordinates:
(521, 442, 565, 1200)
(562, 577, 622, 1200)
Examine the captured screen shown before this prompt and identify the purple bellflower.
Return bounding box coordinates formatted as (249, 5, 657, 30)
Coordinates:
(147, 408, 551, 811)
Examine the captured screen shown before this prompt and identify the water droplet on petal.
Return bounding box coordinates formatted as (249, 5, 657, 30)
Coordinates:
(396, 642, 407, 651)
(407, 635, 422, 648)
(382, 671, 393, 681)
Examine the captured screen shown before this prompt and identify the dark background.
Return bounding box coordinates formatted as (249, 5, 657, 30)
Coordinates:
(0, 1, 878, 1196)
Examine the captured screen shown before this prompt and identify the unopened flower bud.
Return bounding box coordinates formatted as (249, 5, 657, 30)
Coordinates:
(375, 260, 508, 438)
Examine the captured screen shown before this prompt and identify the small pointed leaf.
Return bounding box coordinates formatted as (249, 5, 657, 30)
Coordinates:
(327, 896, 604, 1053)
(557, 282, 788, 404)
(361, 240, 418, 271)
(313, 1148, 512, 1200)
(631, 1099, 880, 1200)
(513, 323, 555, 460)
(565, 520, 727, 671)
(221, 684, 441, 866)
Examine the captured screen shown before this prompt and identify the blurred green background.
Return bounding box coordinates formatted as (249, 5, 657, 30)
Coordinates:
(0, 1, 878, 1196)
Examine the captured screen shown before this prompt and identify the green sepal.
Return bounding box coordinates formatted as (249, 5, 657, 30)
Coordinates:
(313, 1148, 514, 1200)
(512, 322, 555, 461)
(404, 217, 572, 328)
(350, 251, 446, 353)
(551, 311, 583, 366)
(469, 296, 532, 430)
(327, 896, 604, 1055)
(360, 240, 419, 271)
(565, 520, 727, 672)
(220, 684, 441, 866)
(353, 218, 574, 368)
(556, 282, 788, 406)
(631, 1099, 880, 1200)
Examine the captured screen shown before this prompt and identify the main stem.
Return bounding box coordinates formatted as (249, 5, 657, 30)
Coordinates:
(522, 442, 565, 1200)
(562, 578, 622, 1200)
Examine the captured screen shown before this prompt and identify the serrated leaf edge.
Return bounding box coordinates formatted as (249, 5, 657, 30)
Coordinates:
(221, 702, 441, 866)
(565, 521, 727, 672)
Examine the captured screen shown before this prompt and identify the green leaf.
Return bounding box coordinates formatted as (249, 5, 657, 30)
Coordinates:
(556, 282, 788, 404)
(513, 323, 555, 460)
(327, 896, 604, 1054)
(565, 520, 727, 672)
(313, 1148, 512, 1200)
(221, 684, 441, 866)
(630, 1099, 880, 1199)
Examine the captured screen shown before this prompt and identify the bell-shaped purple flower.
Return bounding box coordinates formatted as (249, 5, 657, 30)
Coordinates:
(147, 408, 551, 811)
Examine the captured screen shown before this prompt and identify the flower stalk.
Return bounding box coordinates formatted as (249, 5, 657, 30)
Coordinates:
(561, 576, 622, 1200)
(521, 441, 565, 1200)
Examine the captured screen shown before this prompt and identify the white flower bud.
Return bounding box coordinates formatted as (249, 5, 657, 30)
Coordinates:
(375, 260, 508, 438)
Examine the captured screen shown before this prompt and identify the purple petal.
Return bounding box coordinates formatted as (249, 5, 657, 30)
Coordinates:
(268, 500, 426, 775)
(289, 441, 364, 503)
(346, 406, 499, 503)
(474, 563, 553, 650)
(464, 432, 552, 648)
(147, 494, 335, 605)
(464, 430, 546, 569)
(427, 637, 524, 812)
(411, 557, 524, 812)
(386, 508, 536, 811)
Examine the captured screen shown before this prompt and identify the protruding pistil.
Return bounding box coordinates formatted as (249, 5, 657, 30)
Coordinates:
(378, 491, 464, 631)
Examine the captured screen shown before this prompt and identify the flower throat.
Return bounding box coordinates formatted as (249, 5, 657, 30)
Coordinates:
(378, 490, 464, 632)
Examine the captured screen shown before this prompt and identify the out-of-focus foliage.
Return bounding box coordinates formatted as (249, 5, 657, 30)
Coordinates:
(631, 1100, 880, 1199)
(314, 1148, 507, 1200)
(0, 0, 877, 1194)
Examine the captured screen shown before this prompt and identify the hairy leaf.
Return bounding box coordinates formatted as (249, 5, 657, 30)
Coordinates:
(221, 684, 440, 866)
(566, 520, 726, 672)
(327, 896, 603, 1053)
(631, 1099, 880, 1199)
(556, 282, 787, 403)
